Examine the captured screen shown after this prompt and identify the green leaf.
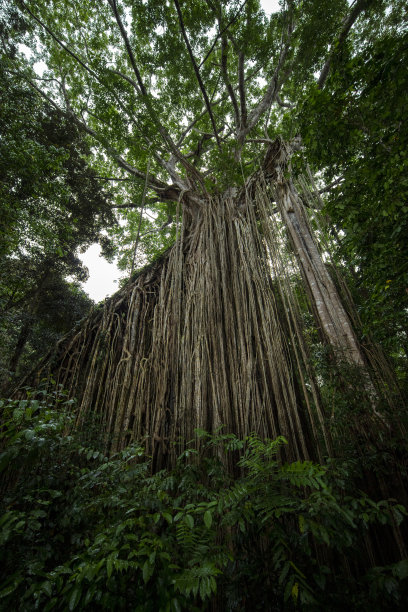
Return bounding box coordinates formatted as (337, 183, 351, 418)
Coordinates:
(171, 598, 182, 612)
(184, 514, 194, 529)
(68, 586, 81, 611)
(392, 560, 408, 580)
(142, 561, 154, 583)
(162, 512, 173, 524)
(106, 557, 113, 579)
(203, 510, 212, 529)
(42, 581, 53, 597)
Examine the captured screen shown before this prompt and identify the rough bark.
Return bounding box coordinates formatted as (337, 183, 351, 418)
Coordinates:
(21, 142, 405, 467)
(264, 139, 366, 366)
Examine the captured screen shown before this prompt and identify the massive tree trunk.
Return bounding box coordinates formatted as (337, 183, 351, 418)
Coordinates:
(34, 169, 338, 467)
(18, 147, 407, 562)
(28, 144, 405, 471)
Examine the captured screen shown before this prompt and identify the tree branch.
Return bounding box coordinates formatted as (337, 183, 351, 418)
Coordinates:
(130, 157, 150, 275)
(238, 51, 247, 129)
(198, 0, 249, 68)
(71, 112, 167, 190)
(21, 0, 158, 165)
(107, 0, 147, 95)
(220, 36, 240, 127)
(235, 11, 295, 149)
(244, 38, 291, 133)
(173, 0, 221, 149)
(108, 68, 141, 93)
(176, 61, 262, 149)
(276, 93, 294, 109)
(140, 215, 173, 238)
(94, 176, 133, 182)
(19, 1, 99, 82)
(247, 138, 275, 144)
(318, 177, 344, 194)
(27, 79, 62, 112)
(176, 74, 223, 147)
(107, 4, 207, 192)
(317, 0, 372, 89)
(113, 201, 156, 208)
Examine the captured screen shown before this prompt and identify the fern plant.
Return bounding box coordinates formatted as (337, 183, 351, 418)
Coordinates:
(0, 392, 407, 611)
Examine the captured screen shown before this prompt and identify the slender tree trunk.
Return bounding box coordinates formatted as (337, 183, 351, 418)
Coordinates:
(9, 318, 32, 376)
(265, 139, 366, 367)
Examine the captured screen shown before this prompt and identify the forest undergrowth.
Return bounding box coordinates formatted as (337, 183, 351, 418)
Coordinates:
(1, 386, 407, 612)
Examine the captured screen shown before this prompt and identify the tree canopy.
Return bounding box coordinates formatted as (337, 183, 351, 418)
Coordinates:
(0, 8, 117, 385)
(2, 0, 404, 345)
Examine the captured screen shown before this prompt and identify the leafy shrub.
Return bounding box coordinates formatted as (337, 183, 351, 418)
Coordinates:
(0, 391, 407, 611)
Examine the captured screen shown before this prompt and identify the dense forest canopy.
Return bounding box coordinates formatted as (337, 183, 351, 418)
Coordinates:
(1, 0, 407, 338)
(1, 0, 408, 609)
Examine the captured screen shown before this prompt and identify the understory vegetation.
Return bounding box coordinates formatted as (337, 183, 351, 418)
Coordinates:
(1, 388, 408, 611)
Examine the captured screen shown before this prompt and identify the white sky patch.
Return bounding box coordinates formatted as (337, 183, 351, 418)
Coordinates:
(18, 43, 48, 76)
(260, 0, 281, 16)
(81, 244, 123, 303)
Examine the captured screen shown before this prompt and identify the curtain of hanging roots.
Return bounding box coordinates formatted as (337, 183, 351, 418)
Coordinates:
(32, 175, 405, 465)
(25, 172, 408, 562)
(32, 180, 343, 468)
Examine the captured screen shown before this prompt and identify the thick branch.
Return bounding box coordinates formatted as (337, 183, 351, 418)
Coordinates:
(220, 36, 240, 127)
(173, 0, 221, 149)
(238, 51, 247, 129)
(236, 15, 294, 150)
(317, 0, 372, 89)
(107, 0, 147, 95)
(244, 40, 290, 135)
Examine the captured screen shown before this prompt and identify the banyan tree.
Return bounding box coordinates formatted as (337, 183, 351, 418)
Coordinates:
(12, 0, 407, 560)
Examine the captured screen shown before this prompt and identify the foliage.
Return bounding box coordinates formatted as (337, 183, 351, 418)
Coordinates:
(0, 390, 407, 611)
(0, 9, 118, 387)
(0, 268, 93, 388)
(3, 0, 405, 355)
(0, 56, 115, 262)
(298, 0, 408, 352)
